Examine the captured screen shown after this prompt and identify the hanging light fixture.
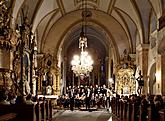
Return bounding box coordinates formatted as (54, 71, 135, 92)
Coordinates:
(71, 0, 93, 77)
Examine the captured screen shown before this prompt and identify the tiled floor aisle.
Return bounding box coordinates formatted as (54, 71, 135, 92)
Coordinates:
(52, 109, 120, 121)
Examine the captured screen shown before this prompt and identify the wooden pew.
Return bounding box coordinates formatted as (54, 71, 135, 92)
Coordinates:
(49, 100, 52, 120)
(45, 100, 50, 120)
(117, 99, 120, 117)
(159, 109, 165, 121)
(123, 101, 128, 121)
(0, 104, 14, 115)
(14, 104, 36, 121)
(133, 102, 140, 121)
(35, 102, 41, 121)
(146, 101, 162, 121)
(127, 102, 132, 121)
(32, 100, 52, 121)
(0, 113, 17, 121)
(40, 101, 46, 121)
(111, 97, 115, 114)
(115, 98, 118, 115)
(120, 100, 123, 120)
(0, 103, 36, 121)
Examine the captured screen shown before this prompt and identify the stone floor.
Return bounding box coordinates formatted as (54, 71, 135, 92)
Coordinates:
(52, 108, 120, 121)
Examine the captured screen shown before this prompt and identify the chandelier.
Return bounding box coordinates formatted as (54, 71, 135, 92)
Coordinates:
(71, 32, 93, 77)
(71, 0, 93, 77)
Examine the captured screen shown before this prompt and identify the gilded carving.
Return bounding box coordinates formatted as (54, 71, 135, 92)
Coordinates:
(115, 49, 136, 95)
(0, 0, 12, 40)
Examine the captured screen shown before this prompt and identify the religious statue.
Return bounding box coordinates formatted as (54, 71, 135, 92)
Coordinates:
(136, 70, 144, 95)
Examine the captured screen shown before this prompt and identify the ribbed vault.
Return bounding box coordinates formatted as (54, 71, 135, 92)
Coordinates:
(9, 0, 163, 71)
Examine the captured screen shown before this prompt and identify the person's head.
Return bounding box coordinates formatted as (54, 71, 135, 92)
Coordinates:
(103, 85, 106, 88)
(26, 94, 32, 100)
(39, 97, 43, 101)
(0, 93, 7, 101)
(0, 90, 7, 101)
(16, 96, 25, 104)
(32, 95, 38, 102)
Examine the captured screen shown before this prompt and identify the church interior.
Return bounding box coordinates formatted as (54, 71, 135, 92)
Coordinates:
(0, 0, 165, 121)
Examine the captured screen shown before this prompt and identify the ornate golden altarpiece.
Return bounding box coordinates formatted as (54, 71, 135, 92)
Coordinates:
(37, 54, 61, 96)
(115, 50, 136, 96)
(0, 0, 61, 97)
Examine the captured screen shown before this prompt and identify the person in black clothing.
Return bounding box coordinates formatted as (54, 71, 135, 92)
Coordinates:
(85, 87, 91, 110)
(70, 96, 74, 111)
(69, 88, 75, 111)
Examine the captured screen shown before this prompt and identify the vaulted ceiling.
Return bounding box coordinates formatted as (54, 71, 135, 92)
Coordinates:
(11, 0, 163, 63)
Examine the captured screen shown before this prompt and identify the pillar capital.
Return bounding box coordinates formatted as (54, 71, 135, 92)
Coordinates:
(136, 44, 150, 51)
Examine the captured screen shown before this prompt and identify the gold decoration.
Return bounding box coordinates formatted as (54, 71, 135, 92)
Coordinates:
(0, 0, 12, 39)
(115, 49, 136, 95)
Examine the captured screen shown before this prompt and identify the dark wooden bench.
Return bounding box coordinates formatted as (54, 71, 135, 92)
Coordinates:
(0, 104, 14, 115)
(36, 100, 53, 121)
(159, 109, 165, 121)
(0, 113, 17, 121)
(14, 104, 36, 121)
(0, 104, 36, 121)
(0, 100, 53, 121)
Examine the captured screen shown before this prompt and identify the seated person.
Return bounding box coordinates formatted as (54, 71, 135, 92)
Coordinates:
(25, 94, 34, 104)
(0, 93, 10, 105)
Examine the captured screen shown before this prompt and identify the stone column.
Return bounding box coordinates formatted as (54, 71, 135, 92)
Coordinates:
(92, 72, 95, 86)
(98, 66, 100, 86)
(89, 73, 91, 85)
(142, 48, 149, 95)
(137, 44, 149, 95)
(105, 57, 109, 86)
(78, 76, 80, 86)
(72, 73, 74, 87)
(161, 54, 165, 95)
(156, 52, 165, 95)
(63, 58, 67, 94)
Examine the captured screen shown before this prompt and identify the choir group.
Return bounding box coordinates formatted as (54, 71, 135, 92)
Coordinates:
(56, 85, 113, 111)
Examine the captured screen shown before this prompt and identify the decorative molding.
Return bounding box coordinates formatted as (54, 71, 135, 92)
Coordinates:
(107, 0, 115, 14)
(149, 36, 156, 49)
(57, 0, 65, 15)
(136, 44, 150, 51)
